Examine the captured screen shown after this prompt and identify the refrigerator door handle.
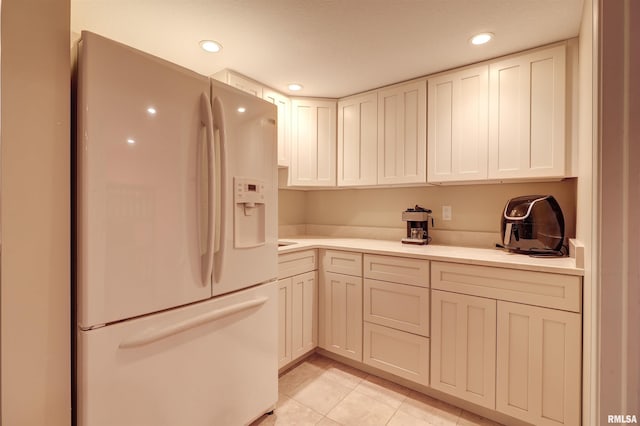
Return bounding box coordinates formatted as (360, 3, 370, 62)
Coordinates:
(199, 92, 215, 285)
(118, 296, 269, 349)
(212, 96, 227, 283)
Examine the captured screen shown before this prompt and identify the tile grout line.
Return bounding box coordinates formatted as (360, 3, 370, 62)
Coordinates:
(321, 368, 363, 424)
(279, 354, 498, 426)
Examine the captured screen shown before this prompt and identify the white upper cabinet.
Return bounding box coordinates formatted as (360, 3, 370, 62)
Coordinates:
(337, 92, 378, 186)
(263, 89, 290, 168)
(213, 70, 290, 168)
(428, 65, 489, 183)
(290, 98, 337, 187)
(212, 69, 263, 98)
(216, 41, 571, 187)
(377, 80, 427, 185)
(488, 44, 566, 179)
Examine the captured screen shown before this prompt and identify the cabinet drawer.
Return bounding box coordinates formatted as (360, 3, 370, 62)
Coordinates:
(363, 322, 429, 386)
(278, 250, 317, 279)
(364, 279, 429, 336)
(364, 254, 429, 287)
(321, 249, 362, 276)
(431, 261, 581, 312)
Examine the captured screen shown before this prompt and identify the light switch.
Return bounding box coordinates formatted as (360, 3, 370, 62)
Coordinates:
(442, 205, 452, 221)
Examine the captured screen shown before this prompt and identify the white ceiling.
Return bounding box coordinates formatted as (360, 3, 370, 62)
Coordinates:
(71, 0, 584, 98)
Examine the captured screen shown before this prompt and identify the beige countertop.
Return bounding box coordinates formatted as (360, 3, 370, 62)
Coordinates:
(278, 236, 584, 276)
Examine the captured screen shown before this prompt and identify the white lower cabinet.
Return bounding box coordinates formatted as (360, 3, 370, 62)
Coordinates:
(280, 250, 583, 426)
(319, 270, 363, 361)
(496, 301, 581, 426)
(430, 290, 496, 409)
(431, 260, 582, 425)
(277, 278, 293, 368)
(363, 322, 430, 386)
(278, 271, 318, 369)
(361, 256, 430, 386)
(278, 250, 318, 369)
(291, 271, 318, 359)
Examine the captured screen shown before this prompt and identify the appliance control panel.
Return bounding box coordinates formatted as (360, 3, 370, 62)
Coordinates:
(234, 177, 267, 247)
(234, 177, 266, 207)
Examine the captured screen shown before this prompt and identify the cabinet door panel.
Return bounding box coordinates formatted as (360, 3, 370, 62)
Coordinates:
(492, 63, 526, 175)
(263, 89, 290, 168)
(291, 271, 318, 359)
(496, 301, 581, 426)
(377, 81, 427, 184)
(431, 80, 454, 177)
(290, 99, 337, 186)
(458, 70, 488, 176)
(431, 290, 496, 409)
(317, 107, 334, 182)
(488, 44, 566, 179)
(320, 271, 362, 361)
(428, 66, 488, 183)
(338, 92, 378, 186)
(403, 89, 419, 178)
(530, 57, 558, 170)
(278, 278, 293, 369)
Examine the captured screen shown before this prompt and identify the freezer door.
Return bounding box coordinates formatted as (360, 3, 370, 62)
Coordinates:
(77, 32, 214, 328)
(210, 80, 278, 296)
(77, 281, 278, 426)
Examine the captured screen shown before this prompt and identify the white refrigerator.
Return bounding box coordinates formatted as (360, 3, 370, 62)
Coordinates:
(76, 31, 278, 425)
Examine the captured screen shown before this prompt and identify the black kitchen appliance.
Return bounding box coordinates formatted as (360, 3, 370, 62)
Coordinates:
(402, 205, 432, 245)
(500, 195, 565, 255)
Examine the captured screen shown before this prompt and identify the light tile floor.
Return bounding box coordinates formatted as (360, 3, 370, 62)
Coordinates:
(252, 354, 503, 426)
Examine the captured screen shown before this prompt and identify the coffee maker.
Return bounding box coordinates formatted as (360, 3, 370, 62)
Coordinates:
(401, 205, 432, 245)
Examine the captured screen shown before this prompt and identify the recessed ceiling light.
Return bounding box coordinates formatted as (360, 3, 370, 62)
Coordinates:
(126, 138, 136, 145)
(288, 83, 303, 92)
(199, 40, 222, 53)
(147, 107, 157, 115)
(237, 107, 246, 113)
(470, 33, 494, 45)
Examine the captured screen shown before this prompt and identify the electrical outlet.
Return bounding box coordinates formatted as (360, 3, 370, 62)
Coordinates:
(442, 205, 452, 221)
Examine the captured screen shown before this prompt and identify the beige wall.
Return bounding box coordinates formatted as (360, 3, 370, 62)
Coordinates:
(281, 180, 576, 237)
(279, 189, 307, 225)
(0, 0, 71, 424)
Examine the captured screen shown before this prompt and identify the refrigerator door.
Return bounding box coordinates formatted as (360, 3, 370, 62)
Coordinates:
(77, 32, 214, 328)
(77, 281, 278, 426)
(211, 80, 278, 296)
